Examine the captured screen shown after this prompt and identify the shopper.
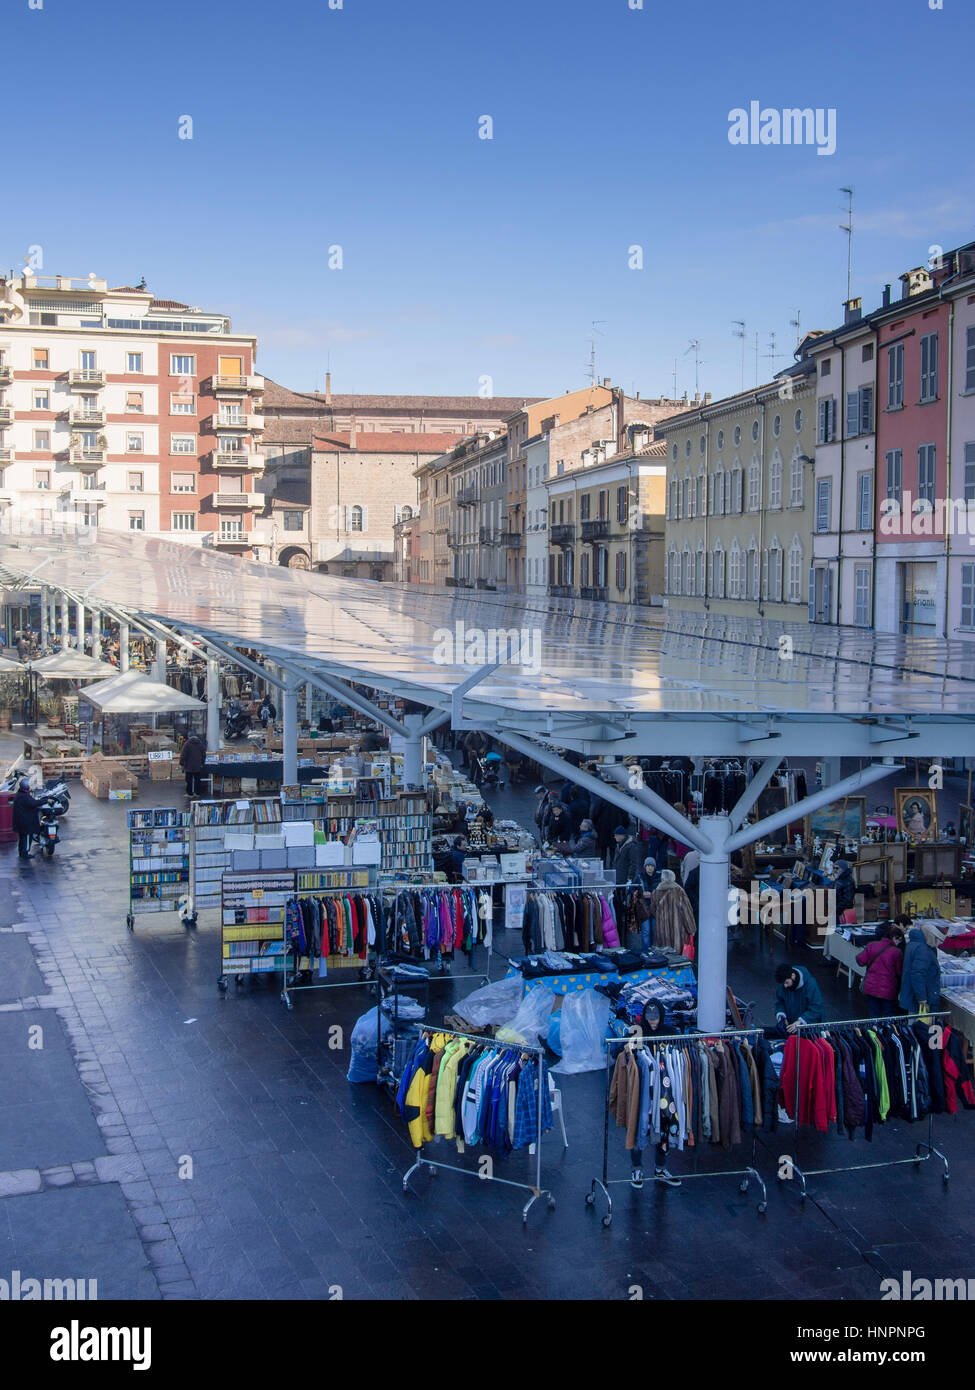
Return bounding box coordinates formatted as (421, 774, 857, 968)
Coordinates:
(647, 870, 697, 953)
(179, 733, 207, 798)
(639, 856, 662, 893)
(857, 924, 904, 1018)
(624, 1001, 681, 1189)
(12, 779, 43, 859)
(462, 728, 488, 773)
(258, 694, 277, 727)
(898, 925, 942, 1015)
(774, 963, 824, 1029)
(543, 801, 571, 846)
(566, 818, 598, 857)
(533, 784, 553, 844)
(502, 746, 527, 785)
(563, 786, 590, 835)
(590, 789, 620, 864)
(612, 826, 645, 886)
(359, 728, 388, 753)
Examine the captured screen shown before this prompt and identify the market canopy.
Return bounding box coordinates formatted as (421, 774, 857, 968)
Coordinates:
(77, 669, 206, 715)
(0, 653, 26, 673)
(1, 525, 975, 756)
(30, 651, 117, 679)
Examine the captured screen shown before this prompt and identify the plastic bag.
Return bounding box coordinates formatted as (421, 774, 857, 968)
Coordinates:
(551, 990, 611, 1074)
(346, 1006, 392, 1084)
(453, 975, 523, 1028)
(496, 985, 557, 1046)
(547, 1009, 562, 1055)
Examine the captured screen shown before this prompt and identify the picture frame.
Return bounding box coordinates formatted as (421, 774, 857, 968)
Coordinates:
(805, 795, 866, 843)
(894, 787, 939, 843)
(959, 803, 973, 849)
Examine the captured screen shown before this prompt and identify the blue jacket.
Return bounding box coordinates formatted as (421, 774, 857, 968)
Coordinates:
(775, 965, 824, 1024)
(898, 928, 941, 1012)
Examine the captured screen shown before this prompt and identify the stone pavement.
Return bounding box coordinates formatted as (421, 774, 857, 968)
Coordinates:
(0, 745, 973, 1300)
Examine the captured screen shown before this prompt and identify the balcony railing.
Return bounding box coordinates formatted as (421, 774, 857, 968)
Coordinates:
(479, 527, 503, 545)
(0, 447, 12, 462)
(205, 413, 264, 433)
(69, 408, 104, 427)
(212, 491, 263, 509)
(0, 366, 12, 385)
(548, 584, 575, 598)
(0, 407, 12, 425)
(210, 450, 262, 470)
(205, 374, 264, 394)
(61, 487, 107, 505)
(581, 518, 611, 541)
(212, 531, 247, 545)
(444, 576, 458, 586)
(455, 484, 480, 506)
(580, 585, 609, 601)
(67, 369, 106, 388)
(67, 448, 105, 465)
(502, 530, 523, 548)
(550, 523, 576, 546)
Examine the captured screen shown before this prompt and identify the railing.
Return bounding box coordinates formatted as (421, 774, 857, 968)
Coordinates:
(206, 374, 263, 392)
(0, 407, 12, 425)
(69, 409, 104, 426)
(502, 530, 523, 547)
(580, 585, 609, 600)
(479, 527, 503, 545)
(67, 369, 106, 387)
(550, 523, 576, 545)
(581, 518, 611, 541)
(0, 366, 12, 384)
(68, 448, 105, 464)
(549, 584, 574, 598)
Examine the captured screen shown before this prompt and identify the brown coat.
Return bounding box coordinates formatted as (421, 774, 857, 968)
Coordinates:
(648, 881, 696, 952)
(609, 1050, 641, 1150)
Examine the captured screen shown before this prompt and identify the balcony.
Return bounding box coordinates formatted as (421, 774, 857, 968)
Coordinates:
(581, 518, 611, 541)
(549, 584, 575, 598)
(0, 366, 12, 385)
(502, 531, 523, 548)
(68, 407, 104, 427)
(204, 374, 264, 395)
(580, 585, 609, 601)
(0, 407, 12, 426)
(550, 523, 576, 546)
(204, 413, 264, 433)
(475, 578, 497, 590)
(209, 450, 263, 470)
(67, 369, 106, 389)
(67, 448, 105, 466)
(446, 534, 461, 549)
(456, 485, 479, 507)
(479, 526, 503, 545)
(0, 447, 11, 462)
(212, 491, 264, 509)
(60, 487, 107, 506)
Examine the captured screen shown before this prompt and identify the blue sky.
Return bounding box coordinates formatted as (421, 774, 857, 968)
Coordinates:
(5, 0, 973, 402)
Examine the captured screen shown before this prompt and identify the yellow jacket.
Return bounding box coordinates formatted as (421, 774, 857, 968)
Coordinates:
(434, 1040, 470, 1139)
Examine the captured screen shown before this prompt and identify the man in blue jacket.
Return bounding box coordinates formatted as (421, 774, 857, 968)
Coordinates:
(774, 963, 825, 1029)
(898, 926, 942, 1013)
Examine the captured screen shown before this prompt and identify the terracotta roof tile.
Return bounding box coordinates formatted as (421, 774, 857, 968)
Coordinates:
(261, 376, 536, 414)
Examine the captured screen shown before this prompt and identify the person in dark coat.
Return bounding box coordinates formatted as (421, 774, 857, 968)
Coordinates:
(566, 819, 599, 857)
(359, 729, 387, 752)
(542, 801, 571, 846)
(898, 927, 942, 1014)
(564, 789, 590, 834)
(857, 924, 904, 1017)
(612, 827, 645, 886)
(590, 791, 620, 863)
(179, 734, 207, 797)
(774, 963, 824, 1028)
(12, 780, 43, 858)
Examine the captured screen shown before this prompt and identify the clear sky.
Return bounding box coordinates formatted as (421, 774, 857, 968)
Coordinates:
(5, 0, 973, 403)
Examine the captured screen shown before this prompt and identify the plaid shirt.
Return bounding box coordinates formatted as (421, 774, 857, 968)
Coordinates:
(511, 1059, 553, 1150)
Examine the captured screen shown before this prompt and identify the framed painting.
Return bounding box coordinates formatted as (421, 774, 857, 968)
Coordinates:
(805, 795, 866, 842)
(894, 788, 939, 843)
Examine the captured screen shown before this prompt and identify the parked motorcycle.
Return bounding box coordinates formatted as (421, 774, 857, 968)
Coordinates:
(223, 700, 252, 740)
(35, 803, 61, 857)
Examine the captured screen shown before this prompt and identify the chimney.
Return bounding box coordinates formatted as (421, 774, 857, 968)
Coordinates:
(349, 415, 357, 448)
(882, 284, 891, 308)
(900, 267, 933, 299)
(843, 297, 862, 325)
(704, 392, 712, 404)
(602, 377, 611, 388)
(324, 371, 332, 404)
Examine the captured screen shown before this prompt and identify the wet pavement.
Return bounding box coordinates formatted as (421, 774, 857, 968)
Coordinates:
(1, 740, 973, 1300)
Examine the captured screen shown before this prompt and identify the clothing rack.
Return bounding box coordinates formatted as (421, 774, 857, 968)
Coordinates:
(281, 882, 381, 1009)
(401, 1025, 556, 1224)
(783, 1011, 951, 1201)
(387, 881, 492, 985)
(587, 1028, 768, 1225)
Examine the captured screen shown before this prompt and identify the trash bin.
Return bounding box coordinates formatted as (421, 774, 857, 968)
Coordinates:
(0, 792, 16, 845)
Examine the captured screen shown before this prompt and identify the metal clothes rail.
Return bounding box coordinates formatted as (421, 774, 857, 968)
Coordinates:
(401, 1025, 556, 1224)
(587, 1027, 768, 1225)
(782, 1011, 951, 1201)
(281, 884, 380, 1009)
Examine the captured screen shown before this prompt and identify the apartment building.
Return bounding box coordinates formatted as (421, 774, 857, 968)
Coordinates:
(656, 364, 817, 619)
(545, 441, 667, 604)
(946, 252, 975, 639)
(445, 432, 507, 588)
(0, 274, 262, 548)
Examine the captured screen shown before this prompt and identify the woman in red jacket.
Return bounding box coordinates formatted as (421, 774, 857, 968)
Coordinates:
(856, 924, 904, 1018)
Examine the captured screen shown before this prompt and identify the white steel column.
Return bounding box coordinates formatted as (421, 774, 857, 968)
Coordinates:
(40, 586, 49, 647)
(92, 607, 101, 654)
(206, 657, 221, 752)
(75, 600, 85, 650)
(282, 675, 300, 786)
(59, 594, 69, 646)
(48, 591, 57, 640)
(119, 621, 130, 672)
(305, 683, 313, 723)
(153, 637, 167, 684)
(697, 814, 733, 1032)
(402, 711, 424, 789)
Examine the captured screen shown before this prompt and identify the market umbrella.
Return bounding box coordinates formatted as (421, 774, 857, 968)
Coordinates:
(77, 669, 205, 714)
(0, 653, 26, 673)
(29, 651, 117, 679)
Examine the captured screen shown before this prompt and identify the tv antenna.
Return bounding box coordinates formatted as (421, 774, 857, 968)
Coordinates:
(685, 339, 706, 396)
(789, 308, 802, 352)
(587, 320, 605, 386)
(732, 321, 746, 392)
(839, 187, 854, 302)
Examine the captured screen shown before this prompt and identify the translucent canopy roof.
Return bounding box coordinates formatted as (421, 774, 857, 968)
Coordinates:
(77, 669, 205, 714)
(1, 528, 974, 728)
(29, 651, 116, 679)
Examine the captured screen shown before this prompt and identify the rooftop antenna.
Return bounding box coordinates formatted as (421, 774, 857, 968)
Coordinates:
(671, 357, 679, 400)
(588, 320, 605, 386)
(789, 308, 802, 351)
(839, 187, 854, 302)
(764, 332, 778, 372)
(685, 339, 705, 396)
(753, 332, 760, 386)
(732, 320, 746, 392)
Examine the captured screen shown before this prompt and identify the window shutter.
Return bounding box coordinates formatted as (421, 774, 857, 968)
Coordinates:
(846, 392, 859, 438)
(808, 569, 816, 622)
(860, 386, 873, 434)
(361, 506, 369, 532)
(344, 506, 351, 533)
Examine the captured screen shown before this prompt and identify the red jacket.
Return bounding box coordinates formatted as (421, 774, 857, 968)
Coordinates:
(856, 939, 903, 1000)
(780, 1035, 837, 1133)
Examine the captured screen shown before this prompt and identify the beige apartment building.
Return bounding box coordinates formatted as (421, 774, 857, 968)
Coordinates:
(655, 363, 817, 620)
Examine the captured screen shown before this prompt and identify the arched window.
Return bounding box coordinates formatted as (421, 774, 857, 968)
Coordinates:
(747, 537, 760, 599)
(789, 450, 803, 507)
(767, 535, 783, 602)
(788, 536, 804, 603)
(729, 539, 742, 598)
(682, 474, 692, 518)
(668, 548, 680, 594)
(696, 464, 706, 516)
(712, 542, 725, 598)
(730, 462, 743, 514)
(350, 505, 363, 531)
(769, 450, 783, 509)
(747, 456, 761, 511)
(714, 468, 725, 515)
(696, 542, 706, 597)
(682, 547, 693, 595)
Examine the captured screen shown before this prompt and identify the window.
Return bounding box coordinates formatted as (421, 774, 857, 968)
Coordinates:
(685, 438, 692, 459)
(170, 354, 196, 377)
(33, 348, 49, 369)
(857, 472, 873, 530)
(33, 389, 49, 410)
(967, 327, 975, 394)
(696, 469, 705, 515)
(682, 476, 691, 518)
(699, 434, 706, 455)
(772, 414, 781, 438)
(171, 392, 195, 415)
(862, 343, 874, 362)
(733, 426, 741, 446)
(965, 442, 975, 504)
(917, 443, 936, 506)
(125, 391, 144, 413)
(667, 550, 678, 594)
(219, 518, 244, 540)
(919, 332, 939, 402)
(616, 551, 627, 591)
(128, 512, 145, 531)
(730, 466, 742, 514)
(217, 434, 241, 453)
(126, 433, 144, 452)
(729, 541, 742, 598)
(696, 547, 705, 596)
(748, 545, 760, 600)
(821, 358, 832, 377)
(127, 471, 144, 492)
(671, 443, 678, 462)
(846, 386, 873, 437)
(817, 397, 837, 443)
(712, 544, 725, 598)
(789, 452, 804, 507)
(815, 478, 831, 533)
(34, 469, 51, 489)
(854, 566, 871, 627)
(767, 545, 783, 602)
(716, 430, 724, 450)
(962, 563, 975, 629)
(220, 404, 244, 425)
(127, 353, 143, 373)
(171, 436, 196, 454)
(885, 449, 903, 503)
(715, 468, 725, 514)
(171, 472, 196, 493)
(283, 510, 304, 531)
(598, 489, 608, 520)
(80, 350, 96, 371)
(794, 408, 803, 433)
(616, 485, 628, 525)
(172, 513, 196, 532)
(751, 420, 759, 442)
(788, 539, 803, 603)
(747, 458, 760, 511)
(33, 430, 50, 451)
(349, 505, 364, 531)
(769, 451, 783, 509)
(80, 471, 101, 491)
(580, 551, 590, 587)
(887, 342, 905, 409)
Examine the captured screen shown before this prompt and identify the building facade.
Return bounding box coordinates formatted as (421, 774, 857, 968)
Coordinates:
(0, 274, 262, 549)
(657, 366, 817, 620)
(445, 432, 507, 588)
